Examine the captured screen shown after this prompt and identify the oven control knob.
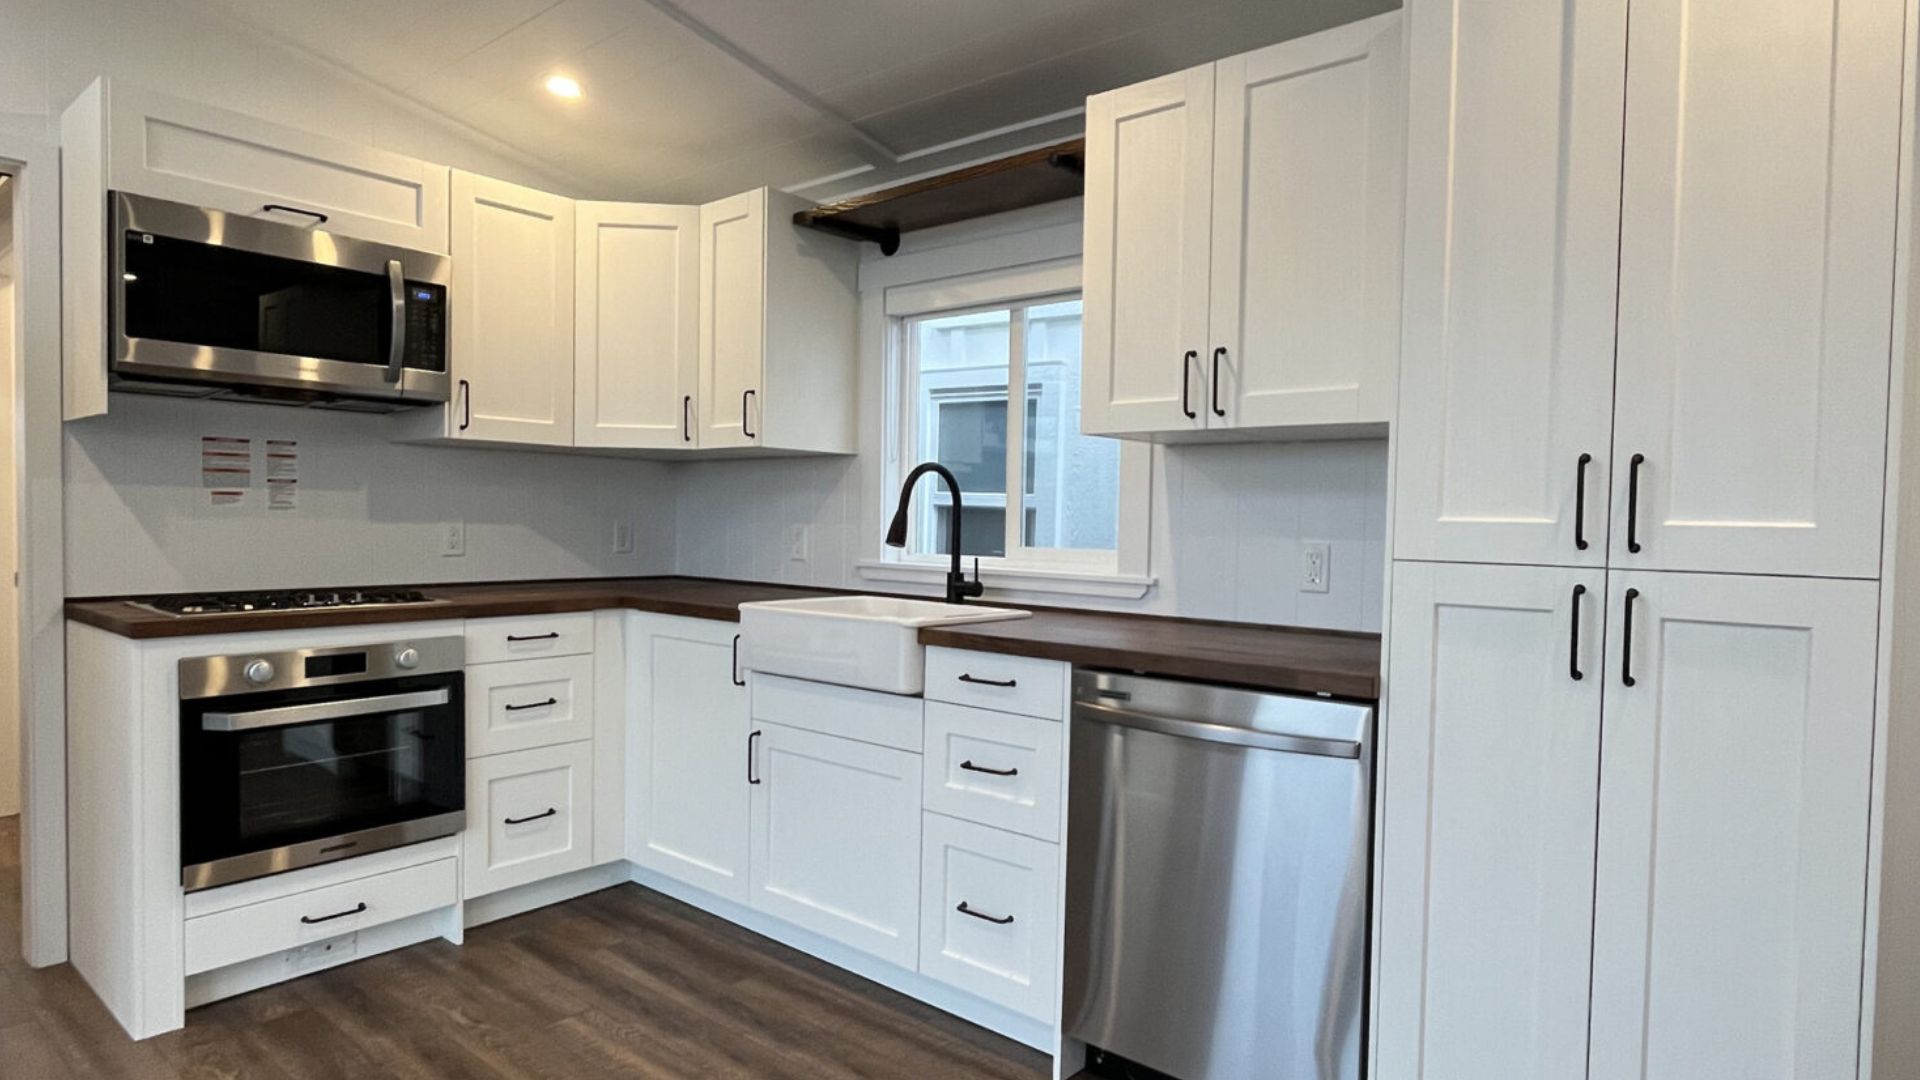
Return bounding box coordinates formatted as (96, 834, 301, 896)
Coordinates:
(394, 647, 421, 670)
(242, 658, 275, 685)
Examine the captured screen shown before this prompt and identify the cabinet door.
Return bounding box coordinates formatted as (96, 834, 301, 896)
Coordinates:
(450, 171, 575, 446)
(1377, 561, 1602, 1080)
(575, 202, 698, 450)
(627, 618, 750, 904)
(1209, 13, 1402, 432)
(465, 741, 593, 900)
(698, 189, 765, 450)
(1392, 0, 1626, 566)
(749, 722, 922, 969)
(1609, 0, 1902, 579)
(1590, 573, 1876, 1080)
(1081, 65, 1214, 437)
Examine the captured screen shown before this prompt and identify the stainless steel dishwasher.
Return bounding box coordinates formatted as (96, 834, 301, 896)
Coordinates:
(1063, 670, 1374, 1080)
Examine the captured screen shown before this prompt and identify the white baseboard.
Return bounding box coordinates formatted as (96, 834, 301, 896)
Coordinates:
(624, 862, 1057, 1054)
(464, 861, 627, 928)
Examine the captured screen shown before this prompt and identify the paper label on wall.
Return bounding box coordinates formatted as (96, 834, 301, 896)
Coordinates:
(208, 490, 245, 507)
(265, 440, 298, 481)
(201, 435, 252, 491)
(267, 478, 297, 511)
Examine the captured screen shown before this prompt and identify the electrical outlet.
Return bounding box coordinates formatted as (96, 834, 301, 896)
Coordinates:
(788, 523, 810, 563)
(284, 933, 356, 974)
(440, 521, 465, 557)
(612, 520, 635, 555)
(1301, 542, 1331, 593)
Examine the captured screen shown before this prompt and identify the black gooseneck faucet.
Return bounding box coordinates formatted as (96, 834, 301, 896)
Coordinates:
(885, 462, 985, 605)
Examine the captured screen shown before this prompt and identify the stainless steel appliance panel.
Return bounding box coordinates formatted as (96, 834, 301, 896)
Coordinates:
(1064, 670, 1374, 1080)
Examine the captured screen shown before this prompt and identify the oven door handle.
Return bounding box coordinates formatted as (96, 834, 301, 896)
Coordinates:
(202, 688, 451, 732)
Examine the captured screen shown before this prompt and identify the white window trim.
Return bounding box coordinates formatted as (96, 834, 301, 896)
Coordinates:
(859, 251, 1154, 599)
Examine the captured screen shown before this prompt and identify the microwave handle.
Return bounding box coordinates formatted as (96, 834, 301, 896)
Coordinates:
(385, 259, 406, 385)
(202, 688, 449, 733)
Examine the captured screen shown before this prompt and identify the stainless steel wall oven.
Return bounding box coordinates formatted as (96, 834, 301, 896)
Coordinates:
(178, 636, 465, 891)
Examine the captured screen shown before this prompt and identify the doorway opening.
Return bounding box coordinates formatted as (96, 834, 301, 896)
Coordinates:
(0, 171, 19, 953)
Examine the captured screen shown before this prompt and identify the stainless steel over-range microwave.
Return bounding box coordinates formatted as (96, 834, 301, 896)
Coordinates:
(108, 191, 451, 410)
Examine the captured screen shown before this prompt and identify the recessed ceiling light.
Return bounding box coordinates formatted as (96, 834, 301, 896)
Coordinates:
(545, 74, 582, 100)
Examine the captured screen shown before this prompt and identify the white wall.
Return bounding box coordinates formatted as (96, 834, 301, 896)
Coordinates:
(0, 182, 16, 816)
(64, 397, 674, 597)
(0, 0, 580, 194)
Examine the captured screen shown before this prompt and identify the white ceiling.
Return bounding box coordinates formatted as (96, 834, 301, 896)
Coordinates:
(178, 0, 1395, 204)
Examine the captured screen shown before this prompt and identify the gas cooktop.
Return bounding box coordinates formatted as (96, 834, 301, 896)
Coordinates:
(131, 588, 446, 617)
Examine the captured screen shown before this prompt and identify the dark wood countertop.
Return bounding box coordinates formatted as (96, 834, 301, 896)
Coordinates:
(66, 576, 1380, 699)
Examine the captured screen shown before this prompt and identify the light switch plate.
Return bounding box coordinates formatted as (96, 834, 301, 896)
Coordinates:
(1301, 542, 1331, 593)
(788, 524, 810, 563)
(440, 521, 466, 557)
(612, 520, 635, 555)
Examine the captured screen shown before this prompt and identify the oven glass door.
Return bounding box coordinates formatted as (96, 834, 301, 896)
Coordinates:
(180, 673, 463, 885)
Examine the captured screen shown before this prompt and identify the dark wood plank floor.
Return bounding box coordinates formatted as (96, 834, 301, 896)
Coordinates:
(0, 816, 1054, 1079)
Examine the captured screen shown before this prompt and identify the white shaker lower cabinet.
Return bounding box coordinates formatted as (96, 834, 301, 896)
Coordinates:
(919, 813, 1060, 1021)
(1589, 573, 1877, 1080)
(464, 741, 594, 899)
(1377, 561, 1603, 1079)
(748, 722, 923, 969)
(625, 615, 752, 903)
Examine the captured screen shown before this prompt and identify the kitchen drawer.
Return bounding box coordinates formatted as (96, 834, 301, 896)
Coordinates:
(919, 813, 1060, 1020)
(466, 653, 593, 757)
(465, 741, 593, 899)
(184, 856, 456, 976)
(751, 672, 923, 752)
(923, 703, 1063, 841)
(465, 612, 594, 665)
(924, 648, 1066, 720)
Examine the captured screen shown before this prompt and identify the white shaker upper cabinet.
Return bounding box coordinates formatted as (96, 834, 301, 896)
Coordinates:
(1081, 65, 1215, 438)
(1392, 0, 1626, 567)
(698, 189, 766, 450)
(1377, 561, 1602, 1080)
(1609, 0, 1903, 579)
(575, 202, 699, 450)
(449, 172, 576, 447)
(1209, 12, 1403, 434)
(1590, 572, 1877, 1080)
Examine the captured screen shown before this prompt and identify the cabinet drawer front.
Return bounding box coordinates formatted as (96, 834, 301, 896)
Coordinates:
(919, 813, 1060, 1020)
(466, 654, 593, 757)
(184, 856, 456, 975)
(465, 613, 594, 664)
(924, 648, 1066, 720)
(108, 85, 450, 253)
(465, 741, 593, 899)
(751, 673, 923, 752)
(923, 703, 1062, 841)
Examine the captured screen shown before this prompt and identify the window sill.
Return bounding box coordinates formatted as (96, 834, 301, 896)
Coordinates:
(853, 559, 1156, 601)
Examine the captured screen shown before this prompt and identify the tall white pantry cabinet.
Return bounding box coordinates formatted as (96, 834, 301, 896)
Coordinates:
(1380, 1, 1917, 1079)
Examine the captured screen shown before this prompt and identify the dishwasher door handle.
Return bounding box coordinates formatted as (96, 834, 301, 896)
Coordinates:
(1072, 700, 1362, 759)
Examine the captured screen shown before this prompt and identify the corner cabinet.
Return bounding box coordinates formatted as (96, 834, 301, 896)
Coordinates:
(1081, 12, 1404, 442)
(445, 171, 576, 447)
(695, 188, 859, 454)
(575, 202, 699, 450)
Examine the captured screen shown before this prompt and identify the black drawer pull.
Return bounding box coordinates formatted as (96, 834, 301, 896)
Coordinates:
(682, 395, 692, 442)
(731, 634, 746, 687)
(504, 807, 557, 826)
(1574, 453, 1592, 551)
(1180, 350, 1198, 420)
(503, 697, 557, 712)
(1626, 453, 1646, 553)
(958, 673, 1017, 688)
(263, 203, 328, 224)
(748, 730, 762, 785)
(1210, 346, 1228, 418)
(300, 901, 366, 925)
(957, 902, 1014, 925)
(458, 379, 471, 431)
(506, 632, 560, 642)
(1621, 587, 1640, 688)
(960, 760, 1018, 777)
(1569, 584, 1587, 682)
(742, 388, 757, 438)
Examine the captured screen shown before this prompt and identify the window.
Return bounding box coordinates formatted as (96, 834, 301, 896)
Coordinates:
(896, 295, 1122, 569)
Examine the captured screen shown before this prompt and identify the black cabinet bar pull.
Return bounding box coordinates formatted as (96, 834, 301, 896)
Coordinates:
(1574, 453, 1592, 551)
(956, 902, 1014, 925)
(300, 902, 366, 925)
(504, 807, 557, 826)
(731, 634, 746, 687)
(458, 379, 471, 431)
(1626, 453, 1646, 553)
(503, 697, 557, 712)
(1180, 350, 1198, 420)
(506, 632, 560, 642)
(682, 395, 692, 442)
(1210, 346, 1228, 418)
(263, 203, 329, 224)
(958, 673, 1017, 688)
(742, 389, 757, 438)
(748, 730, 762, 785)
(1569, 584, 1587, 681)
(960, 760, 1018, 777)
(1621, 587, 1640, 687)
